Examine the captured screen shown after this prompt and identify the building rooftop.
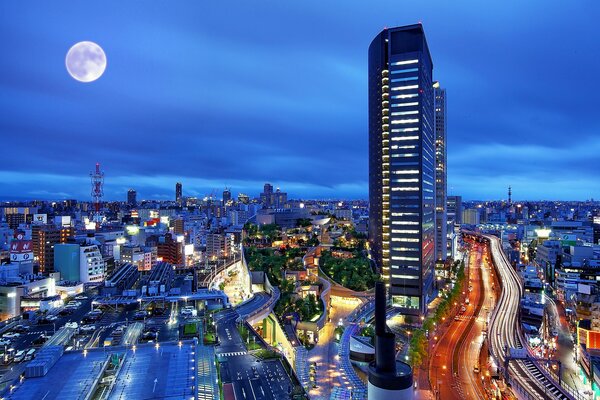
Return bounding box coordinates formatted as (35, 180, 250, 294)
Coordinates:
(4, 341, 202, 400)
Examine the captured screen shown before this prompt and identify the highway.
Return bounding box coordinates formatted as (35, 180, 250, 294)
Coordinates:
(484, 234, 574, 400)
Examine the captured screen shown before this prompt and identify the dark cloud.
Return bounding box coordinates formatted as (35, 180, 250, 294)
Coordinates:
(0, 1, 598, 201)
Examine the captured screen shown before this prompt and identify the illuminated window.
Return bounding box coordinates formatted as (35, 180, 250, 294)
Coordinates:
(391, 59, 419, 66)
(391, 77, 418, 83)
(390, 68, 418, 74)
(392, 94, 419, 99)
(391, 111, 419, 118)
(391, 119, 419, 125)
(391, 85, 418, 92)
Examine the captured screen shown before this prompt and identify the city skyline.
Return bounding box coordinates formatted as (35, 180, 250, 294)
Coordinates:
(1, 1, 599, 202)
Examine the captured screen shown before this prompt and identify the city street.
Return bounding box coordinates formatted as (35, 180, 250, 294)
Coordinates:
(429, 241, 486, 399)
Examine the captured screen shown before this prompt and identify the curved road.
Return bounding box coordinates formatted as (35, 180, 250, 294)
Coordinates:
(484, 234, 574, 400)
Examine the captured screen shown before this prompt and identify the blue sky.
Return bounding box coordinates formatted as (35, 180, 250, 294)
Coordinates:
(1, 1, 599, 201)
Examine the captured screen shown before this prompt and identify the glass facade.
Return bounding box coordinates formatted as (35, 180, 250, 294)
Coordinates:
(434, 82, 448, 261)
(369, 25, 435, 315)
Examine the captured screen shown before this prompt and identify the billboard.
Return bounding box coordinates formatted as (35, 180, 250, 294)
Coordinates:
(561, 234, 577, 247)
(10, 235, 33, 262)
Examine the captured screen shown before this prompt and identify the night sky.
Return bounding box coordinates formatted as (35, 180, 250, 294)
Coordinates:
(1, 1, 599, 201)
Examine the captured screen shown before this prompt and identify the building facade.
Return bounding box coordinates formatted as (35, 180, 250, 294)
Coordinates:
(127, 189, 137, 207)
(368, 24, 435, 315)
(175, 182, 183, 205)
(434, 81, 447, 262)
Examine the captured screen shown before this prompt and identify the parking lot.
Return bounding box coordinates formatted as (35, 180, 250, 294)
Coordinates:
(0, 290, 208, 386)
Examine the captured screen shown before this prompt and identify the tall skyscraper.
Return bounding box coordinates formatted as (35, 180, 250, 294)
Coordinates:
(368, 24, 435, 316)
(127, 189, 137, 207)
(434, 81, 447, 261)
(175, 182, 182, 205)
(223, 187, 232, 204)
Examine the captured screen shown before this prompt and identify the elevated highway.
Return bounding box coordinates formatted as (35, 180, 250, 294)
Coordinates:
(483, 233, 575, 400)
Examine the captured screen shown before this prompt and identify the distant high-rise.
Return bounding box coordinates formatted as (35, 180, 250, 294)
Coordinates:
(368, 24, 435, 315)
(223, 187, 232, 204)
(434, 81, 447, 261)
(175, 182, 183, 205)
(127, 189, 137, 207)
(260, 183, 274, 207)
(259, 183, 286, 208)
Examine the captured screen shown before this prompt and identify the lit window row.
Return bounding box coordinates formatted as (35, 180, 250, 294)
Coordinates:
(391, 85, 418, 92)
(391, 187, 419, 191)
(391, 238, 419, 243)
(392, 178, 419, 183)
(391, 274, 419, 279)
(391, 153, 419, 158)
(392, 94, 419, 99)
(391, 59, 419, 66)
(393, 169, 419, 174)
(391, 229, 419, 234)
(391, 76, 418, 83)
(391, 110, 419, 116)
(390, 67, 418, 74)
(391, 102, 419, 108)
(391, 257, 420, 262)
(391, 127, 419, 133)
(391, 118, 419, 124)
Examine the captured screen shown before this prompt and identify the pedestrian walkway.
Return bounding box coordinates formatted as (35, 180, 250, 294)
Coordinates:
(295, 346, 310, 391)
(197, 344, 218, 400)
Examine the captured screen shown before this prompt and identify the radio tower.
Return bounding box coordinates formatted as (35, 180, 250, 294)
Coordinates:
(90, 162, 105, 229)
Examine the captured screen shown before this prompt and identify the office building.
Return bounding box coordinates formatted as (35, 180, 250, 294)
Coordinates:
(127, 189, 137, 207)
(54, 241, 106, 283)
(157, 233, 183, 265)
(446, 195, 462, 225)
(433, 81, 447, 261)
(368, 24, 435, 315)
(175, 182, 183, 205)
(32, 224, 74, 273)
(260, 183, 287, 209)
(462, 208, 480, 225)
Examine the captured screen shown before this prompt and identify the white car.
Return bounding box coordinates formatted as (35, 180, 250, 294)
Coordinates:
(0, 339, 11, 346)
(80, 325, 95, 333)
(75, 295, 88, 300)
(3, 332, 20, 339)
(65, 322, 79, 329)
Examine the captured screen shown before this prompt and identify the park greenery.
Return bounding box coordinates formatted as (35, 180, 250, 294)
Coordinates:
(319, 250, 378, 292)
(243, 222, 282, 245)
(244, 246, 305, 286)
(407, 260, 466, 369)
(274, 278, 323, 321)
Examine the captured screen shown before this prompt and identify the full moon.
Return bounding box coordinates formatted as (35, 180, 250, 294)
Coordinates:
(65, 41, 106, 83)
